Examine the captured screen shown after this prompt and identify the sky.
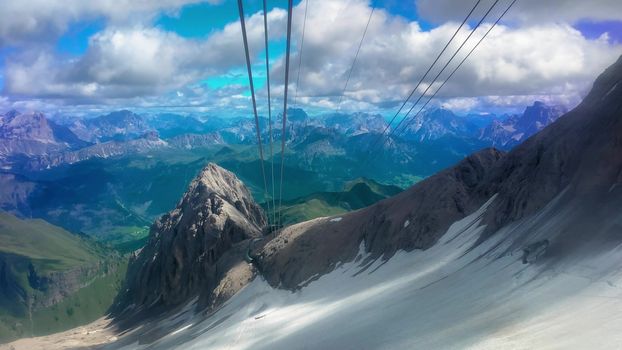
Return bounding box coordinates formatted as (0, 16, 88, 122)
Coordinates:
(0, 0, 621, 118)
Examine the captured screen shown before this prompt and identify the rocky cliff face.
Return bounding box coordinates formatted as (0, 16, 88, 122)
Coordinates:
(0, 110, 87, 163)
(167, 132, 224, 149)
(113, 163, 266, 317)
(476, 57, 622, 236)
(479, 101, 566, 148)
(25, 133, 169, 170)
(22, 131, 224, 171)
(69, 110, 152, 143)
(254, 147, 504, 288)
(401, 107, 480, 141)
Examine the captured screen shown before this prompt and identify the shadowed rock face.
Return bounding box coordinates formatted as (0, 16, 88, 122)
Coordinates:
(113, 163, 266, 317)
(255, 148, 504, 289)
(477, 54, 622, 236)
(0, 110, 88, 162)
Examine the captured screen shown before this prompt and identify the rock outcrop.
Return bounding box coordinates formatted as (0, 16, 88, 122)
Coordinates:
(113, 163, 266, 317)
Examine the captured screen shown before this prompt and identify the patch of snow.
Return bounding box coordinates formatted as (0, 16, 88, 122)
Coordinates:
(330, 217, 342, 222)
(512, 132, 525, 141)
(604, 82, 619, 99)
(403, 220, 410, 228)
(502, 124, 516, 132)
(171, 324, 193, 336)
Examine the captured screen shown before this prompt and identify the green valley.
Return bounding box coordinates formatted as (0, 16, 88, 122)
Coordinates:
(0, 212, 126, 343)
(267, 178, 403, 226)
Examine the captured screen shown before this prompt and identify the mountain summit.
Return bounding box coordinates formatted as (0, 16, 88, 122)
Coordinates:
(113, 163, 266, 318)
(0, 110, 87, 162)
(479, 101, 566, 148)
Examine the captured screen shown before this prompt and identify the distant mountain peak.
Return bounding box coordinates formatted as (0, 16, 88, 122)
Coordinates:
(479, 101, 566, 149)
(0, 110, 86, 161)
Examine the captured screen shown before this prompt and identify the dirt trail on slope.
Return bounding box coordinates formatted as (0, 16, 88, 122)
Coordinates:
(0, 317, 117, 350)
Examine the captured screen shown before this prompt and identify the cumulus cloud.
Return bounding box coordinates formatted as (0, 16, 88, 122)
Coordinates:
(416, 0, 622, 24)
(268, 0, 621, 111)
(0, 0, 224, 46)
(3, 7, 287, 101)
(1, 0, 621, 114)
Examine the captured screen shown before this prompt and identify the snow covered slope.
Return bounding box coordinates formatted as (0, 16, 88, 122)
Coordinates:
(107, 190, 622, 349)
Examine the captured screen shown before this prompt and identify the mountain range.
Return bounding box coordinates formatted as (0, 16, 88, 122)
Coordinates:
(2, 100, 563, 173)
(0, 100, 566, 245)
(0, 110, 89, 167)
(67, 110, 153, 143)
(479, 101, 567, 147)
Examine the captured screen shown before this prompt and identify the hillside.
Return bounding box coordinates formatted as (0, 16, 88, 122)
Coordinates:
(0, 213, 126, 343)
(270, 178, 402, 226)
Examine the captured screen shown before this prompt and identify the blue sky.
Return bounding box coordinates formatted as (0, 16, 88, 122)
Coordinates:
(0, 0, 621, 117)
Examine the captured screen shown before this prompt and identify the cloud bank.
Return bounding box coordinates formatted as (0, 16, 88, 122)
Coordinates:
(0, 0, 621, 114)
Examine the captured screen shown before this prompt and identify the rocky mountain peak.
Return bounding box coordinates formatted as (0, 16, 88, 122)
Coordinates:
(179, 163, 266, 229)
(113, 163, 266, 317)
(142, 130, 160, 141)
(0, 110, 87, 162)
(1, 110, 52, 138)
(479, 101, 566, 148)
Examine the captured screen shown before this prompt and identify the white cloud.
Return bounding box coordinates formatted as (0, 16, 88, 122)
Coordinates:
(267, 0, 621, 112)
(1, 0, 621, 115)
(2, 4, 289, 101)
(440, 97, 479, 112)
(416, 0, 622, 24)
(0, 0, 220, 46)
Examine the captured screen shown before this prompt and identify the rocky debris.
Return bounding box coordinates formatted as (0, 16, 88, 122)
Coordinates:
(113, 163, 266, 318)
(522, 240, 550, 264)
(167, 133, 224, 149)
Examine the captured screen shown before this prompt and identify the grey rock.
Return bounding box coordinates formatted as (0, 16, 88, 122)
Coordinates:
(113, 163, 266, 317)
